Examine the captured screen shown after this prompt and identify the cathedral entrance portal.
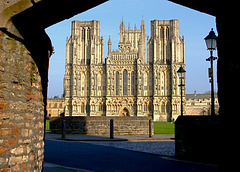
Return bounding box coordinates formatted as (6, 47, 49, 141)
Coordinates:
(120, 107, 130, 116)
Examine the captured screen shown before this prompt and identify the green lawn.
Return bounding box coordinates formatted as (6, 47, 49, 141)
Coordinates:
(153, 122, 175, 134)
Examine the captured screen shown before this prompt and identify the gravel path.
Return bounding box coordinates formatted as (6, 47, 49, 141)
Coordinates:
(88, 140, 175, 157)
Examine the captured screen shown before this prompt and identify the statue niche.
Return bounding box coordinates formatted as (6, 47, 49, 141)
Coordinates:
(120, 107, 130, 116)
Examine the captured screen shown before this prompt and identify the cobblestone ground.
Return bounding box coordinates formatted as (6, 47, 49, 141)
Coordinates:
(88, 141, 175, 157)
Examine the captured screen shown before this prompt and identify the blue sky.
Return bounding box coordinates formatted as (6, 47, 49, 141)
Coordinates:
(46, 0, 217, 98)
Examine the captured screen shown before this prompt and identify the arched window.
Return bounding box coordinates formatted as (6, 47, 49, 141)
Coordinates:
(81, 73, 85, 96)
(86, 103, 90, 113)
(99, 104, 102, 111)
(144, 103, 147, 112)
(160, 27, 164, 39)
(116, 72, 119, 95)
(161, 104, 165, 113)
(166, 27, 169, 39)
(131, 72, 134, 95)
(97, 73, 101, 96)
(143, 72, 148, 96)
(97, 73, 101, 88)
(87, 27, 91, 40)
(173, 104, 177, 113)
(123, 70, 127, 95)
(81, 103, 84, 113)
(82, 28, 85, 41)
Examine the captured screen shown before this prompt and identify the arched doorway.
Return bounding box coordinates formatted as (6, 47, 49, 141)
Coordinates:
(120, 107, 130, 116)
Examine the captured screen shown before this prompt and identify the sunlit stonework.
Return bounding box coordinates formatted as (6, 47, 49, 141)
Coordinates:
(64, 19, 185, 121)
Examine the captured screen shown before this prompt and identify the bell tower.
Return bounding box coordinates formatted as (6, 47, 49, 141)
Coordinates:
(69, 20, 103, 65)
(65, 20, 104, 116)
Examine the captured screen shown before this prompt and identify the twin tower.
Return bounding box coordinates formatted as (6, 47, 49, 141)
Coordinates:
(64, 19, 185, 121)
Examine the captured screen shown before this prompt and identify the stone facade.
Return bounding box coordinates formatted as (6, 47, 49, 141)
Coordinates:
(0, 31, 44, 171)
(64, 19, 185, 121)
(47, 92, 219, 119)
(185, 92, 219, 115)
(46, 99, 64, 117)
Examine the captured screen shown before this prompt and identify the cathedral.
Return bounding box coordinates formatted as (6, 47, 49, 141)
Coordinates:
(64, 19, 185, 121)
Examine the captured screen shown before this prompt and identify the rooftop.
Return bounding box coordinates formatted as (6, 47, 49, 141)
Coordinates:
(186, 93, 218, 100)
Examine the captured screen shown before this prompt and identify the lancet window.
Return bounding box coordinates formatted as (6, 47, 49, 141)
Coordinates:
(123, 70, 127, 95)
(116, 72, 119, 95)
(131, 72, 135, 95)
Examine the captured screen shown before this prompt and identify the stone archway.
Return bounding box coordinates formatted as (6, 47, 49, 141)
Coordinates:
(120, 107, 130, 116)
(1, 0, 239, 171)
(0, 1, 108, 171)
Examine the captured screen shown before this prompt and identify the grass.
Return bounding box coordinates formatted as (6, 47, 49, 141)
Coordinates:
(154, 122, 175, 134)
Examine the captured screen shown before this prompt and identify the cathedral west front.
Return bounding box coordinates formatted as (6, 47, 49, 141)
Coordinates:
(64, 19, 185, 121)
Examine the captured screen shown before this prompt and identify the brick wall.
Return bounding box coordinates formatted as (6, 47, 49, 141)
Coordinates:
(50, 116, 153, 136)
(0, 31, 45, 171)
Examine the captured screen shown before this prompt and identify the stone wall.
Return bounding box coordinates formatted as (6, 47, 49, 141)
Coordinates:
(0, 31, 44, 171)
(50, 116, 153, 136)
(175, 116, 220, 164)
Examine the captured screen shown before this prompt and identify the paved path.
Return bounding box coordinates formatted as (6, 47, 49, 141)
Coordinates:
(43, 137, 218, 172)
(45, 132, 174, 141)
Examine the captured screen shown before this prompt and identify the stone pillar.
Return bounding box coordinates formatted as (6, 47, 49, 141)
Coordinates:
(216, 5, 239, 171)
(0, 31, 45, 171)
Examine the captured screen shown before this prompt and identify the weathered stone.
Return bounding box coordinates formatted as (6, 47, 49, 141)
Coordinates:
(21, 164, 27, 171)
(0, 146, 9, 155)
(0, 97, 7, 110)
(4, 139, 18, 146)
(0, 168, 11, 172)
(2, 0, 109, 171)
(10, 146, 24, 155)
(12, 128, 20, 137)
(0, 128, 12, 137)
(24, 113, 34, 120)
(12, 165, 20, 171)
(21, 129, 28, 137)
(0, 31, 44, 171)
(0, 157, 7, 166)
(9, 156, 23, 165)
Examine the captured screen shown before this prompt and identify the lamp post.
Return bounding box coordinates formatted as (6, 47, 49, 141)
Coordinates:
(204, 28, 217, 116)
(177, 66, 186, 116)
